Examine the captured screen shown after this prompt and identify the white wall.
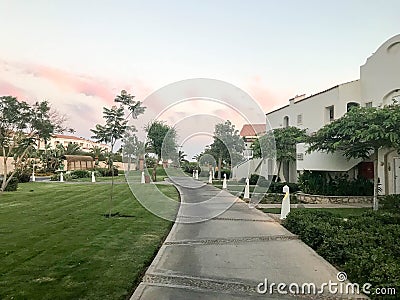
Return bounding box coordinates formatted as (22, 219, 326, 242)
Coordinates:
(361, 34, 400, 106)
(296, 143, 361, 172)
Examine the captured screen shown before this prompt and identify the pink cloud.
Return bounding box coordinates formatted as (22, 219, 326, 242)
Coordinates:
(245, 76, 285, 112)
(0, 80, 27, 99)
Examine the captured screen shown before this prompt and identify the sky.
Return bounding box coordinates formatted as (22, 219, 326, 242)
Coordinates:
(1, 0, 400, 159)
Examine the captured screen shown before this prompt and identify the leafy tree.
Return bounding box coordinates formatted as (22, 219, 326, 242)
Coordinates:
(308, 104, 400, 210)
(0, 96, 56, 192)
(64, 143, 81, 155)
(123, 133, 145, 171)
(252, 126, 307, 181)
(207, 120, 245, 179)
(91, 90, 145, 217)
(90, 145, 105, 165)
(145, 121, 178, 162)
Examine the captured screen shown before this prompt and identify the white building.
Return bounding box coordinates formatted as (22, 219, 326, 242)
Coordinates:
(239, 124, 266, 159)
(265, 34, 400, 195)
(37, 134, 111, 152)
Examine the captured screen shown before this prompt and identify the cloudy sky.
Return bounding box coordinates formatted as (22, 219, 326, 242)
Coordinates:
(1, 0, 399, 158)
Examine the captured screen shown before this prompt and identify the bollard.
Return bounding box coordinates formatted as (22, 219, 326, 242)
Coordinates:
(222, 173, 227, 189)
(60, 172, 64, 182)
(141, 171, 145, 184)
(31, 170, 35, 182)
(195, 169, 199, 180)
(208, 171, 213, 184)
(92, 171, 96, 183)
(280, 185, 290, 220)
(244, 177, 250, 200)
(192, 170, 195, 178)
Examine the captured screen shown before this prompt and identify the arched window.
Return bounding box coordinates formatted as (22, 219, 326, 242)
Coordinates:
(346, 102, 360, 112)
(283, 116, 289, 128)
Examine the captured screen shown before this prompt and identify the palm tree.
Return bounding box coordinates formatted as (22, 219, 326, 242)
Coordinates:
(90, 145, 104, 165)
(65, 143, 81, 155)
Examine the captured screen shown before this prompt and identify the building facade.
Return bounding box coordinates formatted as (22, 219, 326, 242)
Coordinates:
(265, 34, 400, 195)
(38, 134, 111, 153)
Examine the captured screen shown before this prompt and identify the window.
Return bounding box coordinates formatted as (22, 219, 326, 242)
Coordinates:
(326, 106, 334, 122)
(283, 116, 289, 128)
(346, 102, 359, 112)
(365, 102, 373, 108)
(297, 114, 303, 125)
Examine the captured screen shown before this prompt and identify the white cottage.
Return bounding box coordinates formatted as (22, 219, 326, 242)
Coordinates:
(265, 34, 400, 195)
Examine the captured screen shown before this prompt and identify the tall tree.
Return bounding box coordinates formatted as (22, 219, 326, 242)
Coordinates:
(252, 126, 307, 181)
(207, 120, 245, 179)
(308, 104, 400, 210)
(0, 96, 56, 192)
(91, 90, 145, 217)
(145, 121, 178, 162)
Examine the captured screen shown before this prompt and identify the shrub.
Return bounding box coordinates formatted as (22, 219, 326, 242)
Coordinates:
(283, 209, 400, 298)
(298, 171, 373, 196)
(249, 174, 259, 185)
(4, 177, 18, 191)
(381, 194, 400, 210)
(14, 170, 31, 183)
(70, 170, 90, 178)
(97, 167, 118, 177)
(220, 169, 231, 179)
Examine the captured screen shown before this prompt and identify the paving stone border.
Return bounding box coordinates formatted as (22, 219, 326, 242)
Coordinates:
(164, 235, 298, 246)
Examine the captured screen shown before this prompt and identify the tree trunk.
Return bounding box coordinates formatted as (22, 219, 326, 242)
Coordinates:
(275, 161, 282, 182)
(218, 157, 222, 180)
(373, 148, 379, 211)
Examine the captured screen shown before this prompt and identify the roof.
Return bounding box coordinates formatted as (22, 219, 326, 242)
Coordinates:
(62, 155, 94, 162)
(240, 124, 266, 137)
(53, 134, 86, 141)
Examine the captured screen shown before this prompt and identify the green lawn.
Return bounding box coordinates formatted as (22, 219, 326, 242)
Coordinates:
(0, 182, 178, 299)
(261, 207, 371, 217)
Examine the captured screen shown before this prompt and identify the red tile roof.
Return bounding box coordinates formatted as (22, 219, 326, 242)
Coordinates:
(240, 124, 266, 137)
(53, 134, 86, 141)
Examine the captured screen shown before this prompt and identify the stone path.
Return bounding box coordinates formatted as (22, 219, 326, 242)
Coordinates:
(131, 177, 366, 299)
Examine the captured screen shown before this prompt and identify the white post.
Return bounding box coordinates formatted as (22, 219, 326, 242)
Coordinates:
(195, 169, 199, 180)
(92, 171, 96, 183)
(31, 164, 36, 182)
(244, 177, 250, 200)
(60, 172, 64, 183)
(280, 185, 290, 220)
(192, 170, 195, 178)
(208, 171, 213, 184)
(222, 173, 227, 189)
(141, 171, 145, 184)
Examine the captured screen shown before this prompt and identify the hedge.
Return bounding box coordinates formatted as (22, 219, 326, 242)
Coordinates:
(283, 208, 400, 298)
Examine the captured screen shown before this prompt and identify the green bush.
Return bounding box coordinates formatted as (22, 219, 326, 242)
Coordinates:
(97, 167, 118, 177)
(220, 169, 231, 179)
(4, 177, 18, 191)
(298, 171, 373, 196)
(283, 210, 400, 298)
(14, 170, 31, 183)
(70, 170, 90, 178)
(381, 194, 400, 210)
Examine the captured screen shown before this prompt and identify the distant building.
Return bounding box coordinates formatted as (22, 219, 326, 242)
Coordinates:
(37, 134, 111, 152)
(239, 124, 266, 159)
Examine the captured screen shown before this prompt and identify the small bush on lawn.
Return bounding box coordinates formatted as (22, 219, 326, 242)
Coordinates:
(220, 169, 231, 179)
(4, 177, 18, 191)
(14, 170, 31, 183)
(283, 209, 400, 298)
(97, 167, 118, 177)
(71, 170, 90, 178)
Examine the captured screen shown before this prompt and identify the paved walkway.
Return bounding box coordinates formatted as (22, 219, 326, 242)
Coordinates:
(131, 177, 365, 299)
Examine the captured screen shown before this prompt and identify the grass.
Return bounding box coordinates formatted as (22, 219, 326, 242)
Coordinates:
(0, 182, 179, 300)
(261, 207, 371, 217)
